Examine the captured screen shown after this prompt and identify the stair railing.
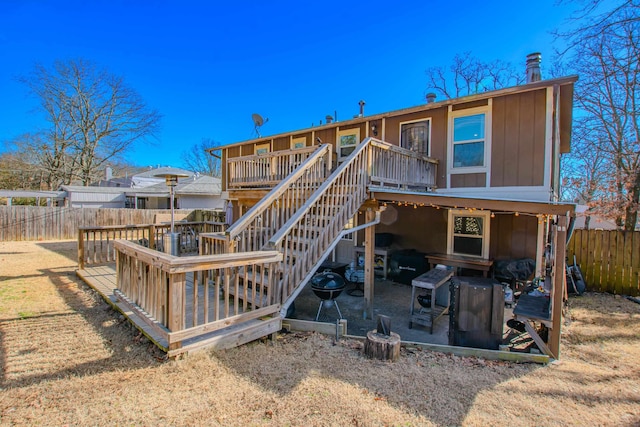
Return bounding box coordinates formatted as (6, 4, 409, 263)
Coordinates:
(266, 137, 438, 316)
(200, 144, 332, 255)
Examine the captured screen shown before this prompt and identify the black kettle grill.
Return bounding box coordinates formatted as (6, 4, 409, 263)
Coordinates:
(310, 271, 345, 321)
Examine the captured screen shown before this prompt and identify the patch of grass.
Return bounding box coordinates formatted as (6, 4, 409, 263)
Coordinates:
(17, 310, 37, 319)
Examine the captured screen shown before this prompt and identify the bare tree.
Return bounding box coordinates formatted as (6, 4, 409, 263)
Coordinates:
(0, 149, 44, 190)
(180, 138, 222, 177)
(559, 0, 640, 230)
(18, 59, 161, 187)
(425, 52, 524, 99)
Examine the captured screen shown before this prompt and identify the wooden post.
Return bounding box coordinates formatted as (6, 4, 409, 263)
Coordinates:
(549, 213, 568, 359)
(167, 274, 184, 352)
(363, 207, 376, 320)
(78, 229, 85, 270)
(149, 225, 156, 250)
(364, 330, 401, 361)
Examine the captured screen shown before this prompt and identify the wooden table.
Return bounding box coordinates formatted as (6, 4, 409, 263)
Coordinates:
(426, 253, 493, 278)
(512, 277, 554, 356)
(409, 268, 454, 333)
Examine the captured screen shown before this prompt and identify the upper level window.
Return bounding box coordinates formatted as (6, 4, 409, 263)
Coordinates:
(291, 136, 306, 149)
(400, 119, 430, 155)
(447, 209, 490, 258)
(448, 104, 491, 174)
(255, 142, 270, 155)
(337, 128, 360, 160)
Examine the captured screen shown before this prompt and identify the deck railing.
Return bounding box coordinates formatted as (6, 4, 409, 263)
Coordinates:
(368, 142, 438, 190)
(227, 145, 322, 189)
(78, 221, 226, 269)
(114, 239, 283, 352)
(200, 144, 332, 255)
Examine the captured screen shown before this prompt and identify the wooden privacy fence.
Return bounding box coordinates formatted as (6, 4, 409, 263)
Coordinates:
(567, 229, 640, 296)
(0, 206, 224, 242)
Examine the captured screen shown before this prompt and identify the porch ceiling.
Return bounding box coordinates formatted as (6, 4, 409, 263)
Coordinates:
(370, 189, 575, 216)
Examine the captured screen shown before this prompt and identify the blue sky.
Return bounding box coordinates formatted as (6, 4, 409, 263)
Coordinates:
(0, 0, 576, 168)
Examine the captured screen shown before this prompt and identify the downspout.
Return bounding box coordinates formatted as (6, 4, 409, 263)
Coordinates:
(552, 84, 561, 202)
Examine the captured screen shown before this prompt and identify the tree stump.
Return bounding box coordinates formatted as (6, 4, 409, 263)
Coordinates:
(363, 330, 401, 361)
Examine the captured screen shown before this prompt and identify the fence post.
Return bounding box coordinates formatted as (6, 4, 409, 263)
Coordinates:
(148, 225, 156, 250)
(78, 229, 85, 270)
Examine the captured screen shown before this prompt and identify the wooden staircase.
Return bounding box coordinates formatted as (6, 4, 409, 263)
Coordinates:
(193, 138, 438, 349)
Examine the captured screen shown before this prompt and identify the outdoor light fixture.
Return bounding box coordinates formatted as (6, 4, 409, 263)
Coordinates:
(154, 170, 189, 255)
(371, 124, 378, 136)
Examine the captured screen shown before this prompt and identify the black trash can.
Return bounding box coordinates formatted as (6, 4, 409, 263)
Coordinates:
(449, 277, 504, 350)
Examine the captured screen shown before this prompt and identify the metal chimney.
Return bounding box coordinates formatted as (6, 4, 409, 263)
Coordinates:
(526, 52, 542, 83)
(325, 115, 333, 124)
(105, 167, 112, 181)
(358, 100, 365, 117)
(426, 93, 437, 103)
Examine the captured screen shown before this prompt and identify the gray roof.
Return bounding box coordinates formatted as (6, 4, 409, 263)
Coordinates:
(125, 175, 221, 197)
(175, 175, 222, 195)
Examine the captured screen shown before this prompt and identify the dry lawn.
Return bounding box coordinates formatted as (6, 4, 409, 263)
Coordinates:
(0, 240, 639, 426)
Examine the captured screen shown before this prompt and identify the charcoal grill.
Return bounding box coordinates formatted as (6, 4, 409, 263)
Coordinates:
(310, 272, 345, 321)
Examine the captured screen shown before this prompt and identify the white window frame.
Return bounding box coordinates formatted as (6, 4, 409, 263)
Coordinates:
(447, 209, 491, 259)
(337, 128, 360, 161)
(291, 136, 306, 149)
(399, 118, 431, 156)
(254, 142, 270, 155)
(447, 103, 492, 185)
(342, 215, 356, 241)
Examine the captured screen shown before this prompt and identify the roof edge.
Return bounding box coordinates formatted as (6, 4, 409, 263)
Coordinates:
(208, 75, 579, 152)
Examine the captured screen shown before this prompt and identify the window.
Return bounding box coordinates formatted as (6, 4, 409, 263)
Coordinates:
(400, 119, 430, 155)
(448, 105, 491, 174)
(254, 142, 270, 155)
(447, 209, 490, 258)
(342, 215, 356, 241)
(337, 128, 360, 160)
(291, 136, 306, 149)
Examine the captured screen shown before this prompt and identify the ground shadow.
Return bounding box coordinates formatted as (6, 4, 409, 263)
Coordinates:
(0, 265, 165, 390)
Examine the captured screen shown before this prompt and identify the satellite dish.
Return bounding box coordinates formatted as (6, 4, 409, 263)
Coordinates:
(252, 113, 269, 137)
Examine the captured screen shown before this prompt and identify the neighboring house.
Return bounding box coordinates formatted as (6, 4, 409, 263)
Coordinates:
(62, 174, 224, 210)
(174, 175, 225, 210)
(131, 175, 225, 210)
(60, 185, 129, 208)
(206, 58, 577, 357)
(573, 205, 618, 230)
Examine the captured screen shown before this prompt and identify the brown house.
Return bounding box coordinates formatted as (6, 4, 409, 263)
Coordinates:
(207, 69, 578, 358)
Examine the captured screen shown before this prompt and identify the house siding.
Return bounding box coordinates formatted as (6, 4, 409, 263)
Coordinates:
(491, 89, 547, 187)
(450, 173, 486, 188)
(490, 214, 538, 260)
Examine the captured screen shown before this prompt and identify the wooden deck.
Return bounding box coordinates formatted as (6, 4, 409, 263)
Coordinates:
(77, 264, 281, 356)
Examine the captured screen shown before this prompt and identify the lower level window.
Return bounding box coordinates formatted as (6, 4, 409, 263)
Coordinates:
(447, 210, 490, 258)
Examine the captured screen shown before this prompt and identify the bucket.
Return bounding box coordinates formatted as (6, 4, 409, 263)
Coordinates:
(503, 283, 514, 305)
